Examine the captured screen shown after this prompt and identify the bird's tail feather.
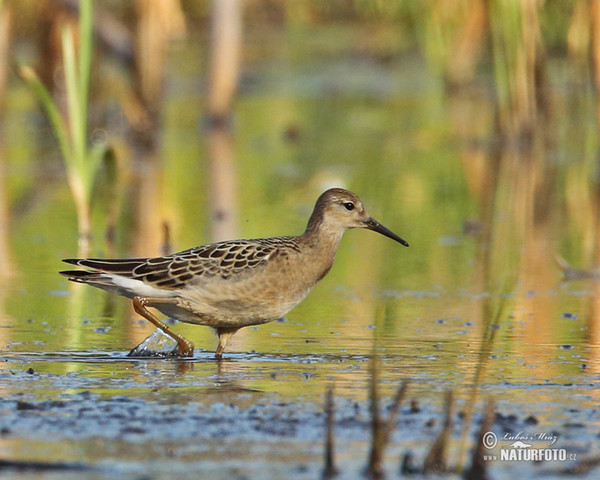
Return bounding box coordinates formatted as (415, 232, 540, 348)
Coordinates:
(62, 258, 147, 275)
(59, 269, 116, 287)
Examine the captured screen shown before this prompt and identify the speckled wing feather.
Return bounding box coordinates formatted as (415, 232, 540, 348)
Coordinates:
(62, 238, 300, 290)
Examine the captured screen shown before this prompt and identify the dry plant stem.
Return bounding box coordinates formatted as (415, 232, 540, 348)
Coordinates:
(424, 389, 454, 473)
(448, 0, 486, 85)
(463, 399, 494, 480)
(160, 221, 172, 256)
(366, 352, 384, 480)
(457, 286, 508, 468)
(133, 0, 185, 146)
(365, 362, 408, 479)
(208, 0, 242, 121)
(382, 381, 408, 446)
(206, 0, 242, 242)
(70, 177, 91, 255)
(592, 0, 600, 128)
(322, 384, 338, 479)
(0, 2, 11, 115)
(592, 0, 600, 93)
(490, 0, 545, 142)
(555, 255, 600, 281)
(561, 456, 600, 475)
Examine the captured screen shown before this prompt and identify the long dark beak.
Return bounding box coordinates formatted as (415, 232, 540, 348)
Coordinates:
(364, 217, 409, 247)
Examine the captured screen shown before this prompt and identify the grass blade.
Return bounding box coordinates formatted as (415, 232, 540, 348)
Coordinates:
(322, 384, 338, 479)
(78, 0, 92, 144)
(61, 25, 83, 167)
(17, 64, 72, 165)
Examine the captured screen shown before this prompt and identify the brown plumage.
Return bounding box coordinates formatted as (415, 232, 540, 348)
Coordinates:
(60, 188, 409, 359)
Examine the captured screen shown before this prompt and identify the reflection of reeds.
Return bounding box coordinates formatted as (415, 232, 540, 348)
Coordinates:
(590, 0, 600, 138)
(0, 129, 15, 356)
(567, 1, 592, 71)
(18, 0, 108, 254)
(419, 0, 552, 142)
(129, 151, 166, 256)
(206, 0, 242, 242)
(490, 0, 548, 143)
(0, 129, 13, 279)
(424, 0, 487, 86)
(586, 175, 600, 357)
(592, 1, 600, 101)
(457, 282, 508, 468)
(208, 126, 238, 241)
(0, 0, 11, 115)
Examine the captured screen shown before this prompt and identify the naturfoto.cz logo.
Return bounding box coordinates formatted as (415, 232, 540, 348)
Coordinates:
(481, 431, 576, 462)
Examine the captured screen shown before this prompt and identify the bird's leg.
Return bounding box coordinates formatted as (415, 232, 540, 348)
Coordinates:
(132, 296, 194, 357)
(215, 327, 239, 360)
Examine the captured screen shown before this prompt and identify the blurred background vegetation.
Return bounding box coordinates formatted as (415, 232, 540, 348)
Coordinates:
(0, 0, 599, 371)
(1, 5, 600, 476)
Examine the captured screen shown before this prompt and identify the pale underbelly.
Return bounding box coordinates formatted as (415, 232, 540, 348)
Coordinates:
(151, 288, 311, 329)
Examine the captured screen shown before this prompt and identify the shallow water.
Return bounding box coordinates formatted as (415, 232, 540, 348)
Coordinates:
(1, 286, 598, 478)
(2, 23, 600, 479)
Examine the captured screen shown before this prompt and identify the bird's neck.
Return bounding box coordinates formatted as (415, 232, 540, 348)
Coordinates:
(290, 213, 346, 286)
(302, 213, 345, 253)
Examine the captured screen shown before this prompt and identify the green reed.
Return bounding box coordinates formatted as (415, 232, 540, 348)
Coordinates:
(19, 0, 107, 252)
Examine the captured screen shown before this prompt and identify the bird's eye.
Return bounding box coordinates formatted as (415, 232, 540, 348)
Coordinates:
(343, 202, 355, 211)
